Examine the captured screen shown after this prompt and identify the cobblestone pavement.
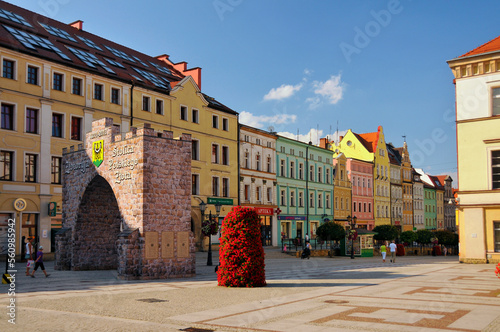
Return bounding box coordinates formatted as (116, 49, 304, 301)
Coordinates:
(1, 249, 499, 331)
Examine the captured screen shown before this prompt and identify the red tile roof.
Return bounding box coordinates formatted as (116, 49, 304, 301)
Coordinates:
(460, 35, 500, 58)
(354, 131, 379, 153)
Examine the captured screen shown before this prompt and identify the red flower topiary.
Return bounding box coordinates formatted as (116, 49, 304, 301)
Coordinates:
(496, 263, 500, 278)
(217, 206, 266, 287)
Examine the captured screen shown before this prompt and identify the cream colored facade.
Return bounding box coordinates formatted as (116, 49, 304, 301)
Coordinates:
(332, 153, 352, 223)
(448, 39, 500, 263)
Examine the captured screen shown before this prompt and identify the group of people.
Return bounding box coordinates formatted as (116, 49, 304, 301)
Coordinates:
(379, 240, 397, 263)
(24, 237, 50, 278)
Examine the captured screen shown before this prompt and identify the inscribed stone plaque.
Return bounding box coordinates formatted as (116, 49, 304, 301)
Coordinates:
(161, 231, 174, 258)
(144, 231, 158, 260)
(177, 231, 189, 258)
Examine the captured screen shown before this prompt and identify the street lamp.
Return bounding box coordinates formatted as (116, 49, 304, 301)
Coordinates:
(347, 215, 357, 259)
(207, 202, 222, 267)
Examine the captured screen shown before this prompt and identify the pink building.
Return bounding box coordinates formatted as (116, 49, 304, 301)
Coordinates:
(347, 158, 375, 230)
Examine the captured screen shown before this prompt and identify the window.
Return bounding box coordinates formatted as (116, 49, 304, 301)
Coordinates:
(2, 59, 15, 79)
(493, 150, 500, 189)
(309, 165, 314, 181)
(318, 167, 323, 183)
(53, 73, 63, 91)
(256, 153, 261, 170)
(222, 146, 229, 165)
(192, 174, 199, 195)
(256, 186, 262, 201)
(212, 177, 219, 197)
(0, 151, 13, 181)
(318, 193, 322, 208)
(495, 222, 500, 252)
(192, 140, 199, 160)
(299, 191, 304, 207)
(289, 161, 294, 178)
(290, 191, 295, 206)
(310, 193, 314, 208)
(71, 117, 82, 140)
(353, 202, 356, 212)
(94, 83, 103, 100)
(222, 118, 229, 131)
(267, 187, 272, 203)
(180, 105, 187, 120)
(326, 194, 330, 209)
(223, 178, 229, 197)
(335, 197, 338, 209)
(299, 163, 304, 179)
(244, 185, 250, 201)
(280, 190, 286, 206)
(211, 144, 219, 164)
(72, 77, 82, 95)
(192, 109, 198, 123)
(52, 113, 63, 138)
(25, 153, 37, 182)
(111, 88, 120, 104)
(267, 156, 272, 172)
(359, 202, 362, 212)
(142, 96, 150, 112)
(257, 139, 261, 146)
(156, 100, 163, 115)
(326, 169, 330, 184)
(280, 160, 285, 176)
(493, 88, 500, 116)
(51, 156, 61, 184)
(27, 65, 38, 85)
(244, 151, 249, 168)
(26, 108, 38, 134)
(212, 115, 218, 129)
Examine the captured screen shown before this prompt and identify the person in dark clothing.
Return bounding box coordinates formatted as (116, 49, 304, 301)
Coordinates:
(31, 246, 50, 278)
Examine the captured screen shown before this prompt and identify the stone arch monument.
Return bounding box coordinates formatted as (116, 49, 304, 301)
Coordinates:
(55, 118, 195, 279)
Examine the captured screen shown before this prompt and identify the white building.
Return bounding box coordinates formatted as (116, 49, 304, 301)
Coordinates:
(239, 124, 278, 246)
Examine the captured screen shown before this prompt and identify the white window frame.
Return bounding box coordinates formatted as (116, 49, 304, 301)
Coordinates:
(52, 70, 65, 91)
(70, 115, 84, 141)
(222, 117, 229, 131)
(156, 99, 164, 115)
(212, 114, 219, 129)
(192, 108, 199, 123)
(180, 104, 188, 121)
(1, 56, 17, 80)
(26, 64, 40, 86)
(142, 95, 151, 112)
(71, 75, 84, 96)
(110, 86, 121, 105)
(24, 105, 39, 135)
(192, 173, 199, 195)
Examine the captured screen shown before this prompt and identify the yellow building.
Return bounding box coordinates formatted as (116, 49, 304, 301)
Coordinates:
(447, 35, 500, 263)
(333, 127, 390, 226)
(0, 2, 238, 255)
(399, 142, 414, 232)
(332, 153, 352, 223)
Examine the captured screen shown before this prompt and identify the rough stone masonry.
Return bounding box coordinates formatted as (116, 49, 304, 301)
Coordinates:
(55, 117, 195, 279)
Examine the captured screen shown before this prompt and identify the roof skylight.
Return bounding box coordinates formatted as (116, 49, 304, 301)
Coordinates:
(77, 35, 102, 51)
(149, 61, 171, 75)
(132, 67, 170, 90)
(39, 22, 77, 42)
(105, 58, 125, 69)
(66, 46, 115, 74)
(3, 25, 71, 60)
(104, 45, 136, 63)
(0, 8, 32, 27)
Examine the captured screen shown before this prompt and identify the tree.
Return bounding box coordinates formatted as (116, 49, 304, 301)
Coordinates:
(415, 229, 433, 247)
(433, 230, 456, 246)
(316, 221, 346, 243)
(400, 231, 417, 245)
(373, 225, 399, 242)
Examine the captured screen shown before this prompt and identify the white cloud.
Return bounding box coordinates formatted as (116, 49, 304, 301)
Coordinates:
(277, 128, 324, 145)
(307, 74, 345, 109)
(239, 111, 297, 129)
(263, 83, 303, 101)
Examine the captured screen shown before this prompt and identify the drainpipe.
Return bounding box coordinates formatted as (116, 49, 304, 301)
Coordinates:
(306, 141, 312, 239)
(130, 81, 134, 126)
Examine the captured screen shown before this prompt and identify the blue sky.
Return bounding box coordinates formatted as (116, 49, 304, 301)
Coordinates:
(8, 0, 500, 185)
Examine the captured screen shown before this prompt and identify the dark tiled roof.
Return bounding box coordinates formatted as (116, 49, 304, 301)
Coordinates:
(202, 93, 238, 115)
(0, 2, 183, 92)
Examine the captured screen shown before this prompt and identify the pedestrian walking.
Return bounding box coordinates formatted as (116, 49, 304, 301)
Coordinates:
(31, 246, 50, 278)
(443, 247, 448, 256)
(25, 237, 34, 276)
(389, 240, 397, 263)
(380, 241, 387, 263)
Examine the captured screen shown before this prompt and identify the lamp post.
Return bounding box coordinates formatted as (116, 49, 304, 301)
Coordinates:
(209, 202, 221, 266)
(347, 215, 357, 259)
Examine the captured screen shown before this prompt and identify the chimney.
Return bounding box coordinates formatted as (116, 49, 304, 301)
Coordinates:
(69, 20, 83, 30)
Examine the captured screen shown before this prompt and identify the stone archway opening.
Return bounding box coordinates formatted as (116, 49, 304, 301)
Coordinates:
(73, 175, 121, 270)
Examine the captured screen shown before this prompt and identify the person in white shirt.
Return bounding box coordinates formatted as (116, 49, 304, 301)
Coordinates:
(389, 240, 397, 263)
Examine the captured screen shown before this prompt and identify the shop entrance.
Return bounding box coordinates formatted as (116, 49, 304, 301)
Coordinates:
(260, 216, 272, 246)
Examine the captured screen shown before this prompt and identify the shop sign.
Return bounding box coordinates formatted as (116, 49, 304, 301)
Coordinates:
(278, 215, 306, 221)
(254, 207, 273, 215)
